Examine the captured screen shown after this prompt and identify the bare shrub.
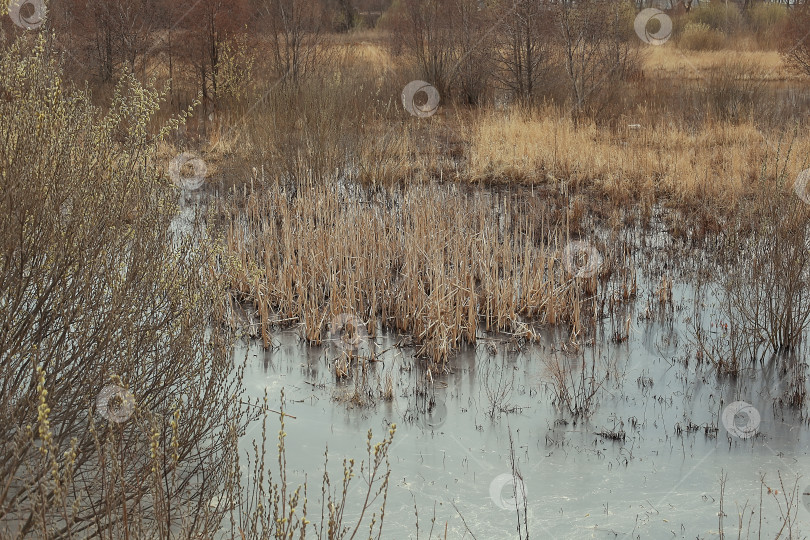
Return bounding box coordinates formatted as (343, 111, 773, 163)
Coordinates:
(255, 0, 331, 85)
(236, 57, 404, 187)
(688, 1, 744, 34)
(0, 30, 401, 539)
(746, 1, 788, 48)
(481, 356, 517, 417)
(543, 349, 604, 418)
(231, 390, 396, 539)
(780, 2, 810, 77)
(173, 0, 252, 119)
(385, 0, 494, 104)
(490, 0, 557, 104)
(555, 0, 640, 121)
(384, 0, 458, 97)
(49, 0, 168, 84)
(718, 164, 810, 360)
(700, 55, 766, 121)
(448, 0, 494, 105)
(0, 33, 247, 538)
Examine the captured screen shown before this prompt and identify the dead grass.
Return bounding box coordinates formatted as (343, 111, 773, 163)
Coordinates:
(221, 181, 607, 368)
(642, 46, 802, 81)
(465, 106, 809, 210)
(335, 40, 395, 68)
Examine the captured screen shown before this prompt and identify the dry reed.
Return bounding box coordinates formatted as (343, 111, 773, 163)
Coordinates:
(220, 180, 607, 369)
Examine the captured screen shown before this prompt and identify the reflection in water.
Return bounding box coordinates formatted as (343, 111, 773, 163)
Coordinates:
(234, 276, 810, 539)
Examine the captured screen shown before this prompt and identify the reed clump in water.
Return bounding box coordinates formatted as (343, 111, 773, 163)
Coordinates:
(221, 180, 610, 370)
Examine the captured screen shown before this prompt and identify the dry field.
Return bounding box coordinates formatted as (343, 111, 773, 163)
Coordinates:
(642, 46, 801, 81)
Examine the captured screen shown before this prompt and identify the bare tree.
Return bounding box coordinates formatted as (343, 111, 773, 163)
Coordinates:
(257, 0, 329, 85)
(387, 0, 458, 97)
(52, 0, 166, 84)
(175, 0, 251, 118)
(386, 0, 494, 104)
(327, 0, 359, 31)
(449, 0, 494, 105)
(492, 0, 555, 103)
(555, 0, 640, 120)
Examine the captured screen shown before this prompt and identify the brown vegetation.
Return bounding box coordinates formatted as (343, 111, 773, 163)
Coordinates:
(4, 0, 810, 537)
(222, 180, 605, 370)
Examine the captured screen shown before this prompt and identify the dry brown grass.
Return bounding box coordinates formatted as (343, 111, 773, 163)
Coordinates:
(335, 39, 394, 67)
(642, 46, 801, 81)
(347, 29, 802, 82)
(465, 106, 809, 210)
(190, 37, 810, 222)
(222, 181, 607, 368)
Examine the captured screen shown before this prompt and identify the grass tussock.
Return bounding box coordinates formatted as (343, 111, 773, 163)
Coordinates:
(222, 181, 607, 368)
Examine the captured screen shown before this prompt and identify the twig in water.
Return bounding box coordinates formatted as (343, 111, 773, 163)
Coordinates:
(451, 501, 478, 540)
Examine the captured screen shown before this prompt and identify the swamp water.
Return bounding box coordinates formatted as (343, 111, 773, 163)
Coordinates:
(174, 186, 810, 539)
(234, 279, 810, 539)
